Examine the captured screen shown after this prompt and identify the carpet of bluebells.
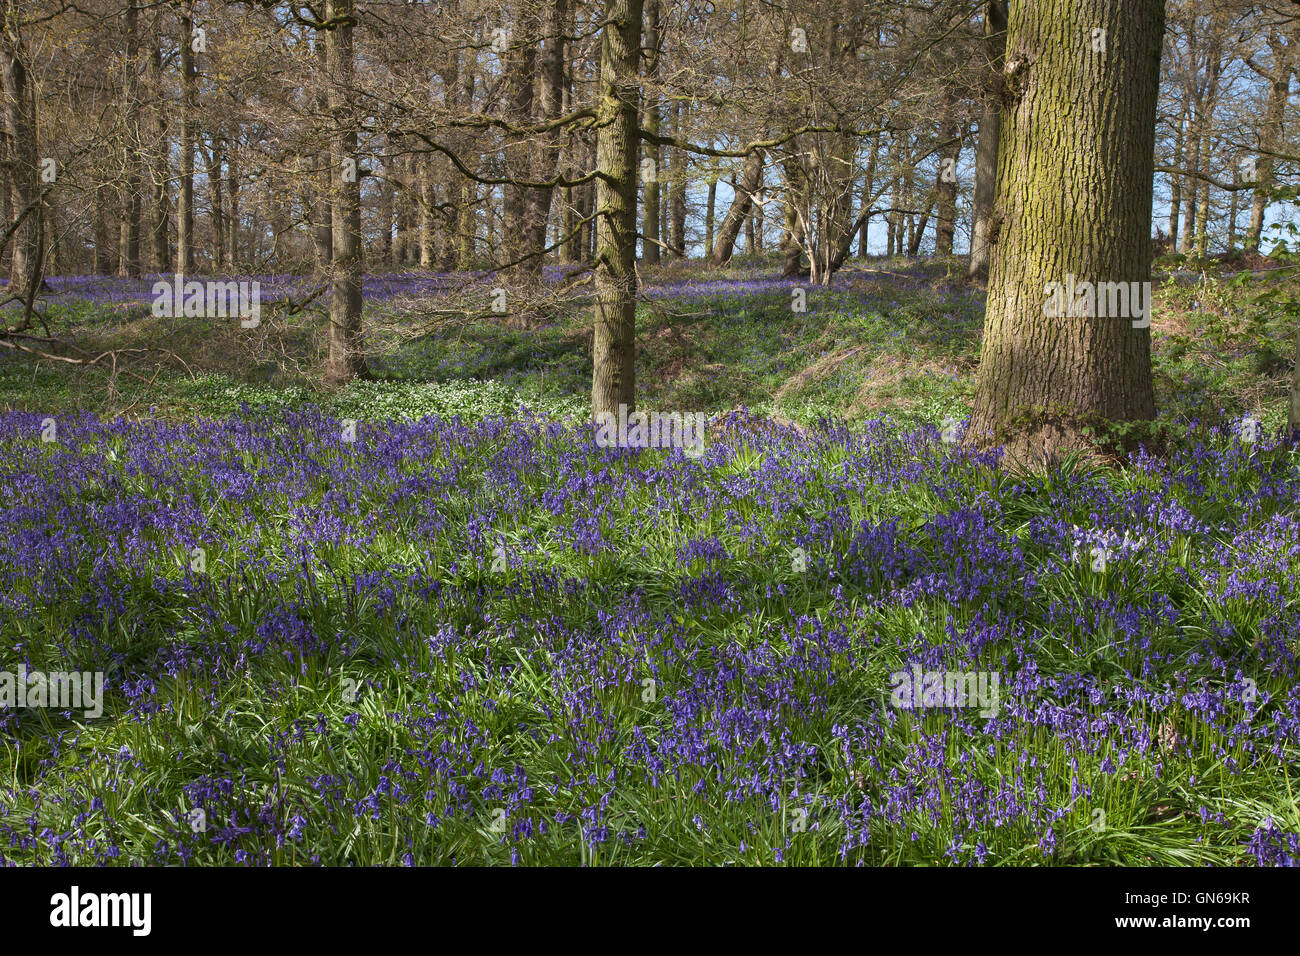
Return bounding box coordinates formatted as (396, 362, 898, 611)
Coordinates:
(1, 406, 1298, 866)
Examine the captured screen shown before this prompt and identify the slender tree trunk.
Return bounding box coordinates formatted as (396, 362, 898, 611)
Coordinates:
(1226, 173, 1237, 253)
(590, 0, 642, 416)
(324, 0, 366, 383)
(668, 99, 686, 257)
(886, 168, 898, 255)
(641, 0, 660, 265)
(1290, 323, 1300, 433)
(1194, 167, 1211, 257)
(269, 171, 290, 264)
(310, 38, 332, 269)
(1193, 38, 1223, 259)
(967, 0, 1161, 462)
(457, 182, 475, 268)
(1, 7, 45, 293)
(858, 131, 880, 258)
(0, 135, 10, 275)
(704, 151, 717, 254)
(907, 189, 933, 257)
(224, 138, 239, 269)
(968, 1, 1007, 277)
(93, 184, 112, 274)
(709, 149, 762, 266)
(559, 44, 578, 264)
(0, 136, 11, 275)
(501, 7, 538, 281)
(1168, 110, 1184, 250)
(935, 114, 961, 256)
(1246, 38, 1293, 255)
(392, 154, 407, 264)
(418, 159, 434, 268)
(206, 138, 226, 268)
(1180, 118, 1200, 253)
(780, 156, 805, 278)
(519, 0, 569, 279)
(146, 30, 169, 272)
(177, 0, 196, 274)
(116, 2, 141, 278)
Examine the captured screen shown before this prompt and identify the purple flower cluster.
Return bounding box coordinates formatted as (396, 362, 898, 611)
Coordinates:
(0, 408, 1296, 865)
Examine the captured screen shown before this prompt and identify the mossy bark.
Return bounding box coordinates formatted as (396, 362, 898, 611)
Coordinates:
(324, 0, 367, 385)
(590, 0, 642, 416)
(967, 0, 1162, 465)
(967, 1, 1007, 278)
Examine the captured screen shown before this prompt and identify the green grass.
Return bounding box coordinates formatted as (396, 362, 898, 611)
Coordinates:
(1, 256, 1297, 866)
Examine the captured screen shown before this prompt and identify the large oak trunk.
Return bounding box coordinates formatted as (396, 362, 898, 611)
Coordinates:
(967, 0, 1162, 464)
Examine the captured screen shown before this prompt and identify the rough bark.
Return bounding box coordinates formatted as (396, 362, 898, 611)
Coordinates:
(709, 148, 762, 266)
(668, 99, 686, 257)
(968, 0, 1007, 278)
(117, 2, 142, 278)
(1245, 35, 1293, 255)
(1167, 108, 1184, 249)
(966, 0, 1162, 464)
(205, 136, 225, 268)
(641, 0, 660, 265)
(323, 0, 367, 384)
(590, 0, 642, 416)
(177, 0, 196, 274)
(146, 28, 169, 272)
(93, 184, 112, 275)
(935, 121, 961, 256)
(501, 6, 538, 280)
(310, 38, 332, 269)
(0, 5, 45, 294)
(704, 147, 717, 254)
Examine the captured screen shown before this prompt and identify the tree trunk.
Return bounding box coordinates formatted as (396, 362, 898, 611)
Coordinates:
(324, 0, 366, 384)
(177, 0, 196, 274)
(780, 156, 805, 278)
(668, 100, 686, 257)
(206, 138, 226, 268)
(457, 182, 475, 268)
(935, 118, 961, 257)
(0, 6, 45, 294)
(1226, 173, 1237, 253)
(224, 139, 239, 268)
(559, 42, 578, 263)
(521, 0, 569, 277)
(1194, 170, 1210, 257)
(968, 1, 1007, 277)
(1246, 37, 1293, 255)
(590, 0, 642, 416)
(116, 2, 141, 278)
(417, 159, 433, 268)
(501, 7, 538, 281)
(1290, 322, 1300, 433)
(907, 190, 934, 257)
(709, 148, 762, 266)
(704, 152, 717, 254)
(966, 0, 1161, 463)
(93, 184, 112, 275)
(310, 38, 332, 270)
(146, 29, 170, 272)
(1167, 109, 1183, 250)
(1179, 119, 1200, 253)
(641, 0, 660, 265)
(858, 131, 880, 258)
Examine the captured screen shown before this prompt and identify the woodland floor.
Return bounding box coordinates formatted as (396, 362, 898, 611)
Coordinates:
(1, 254, 1298, 866)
